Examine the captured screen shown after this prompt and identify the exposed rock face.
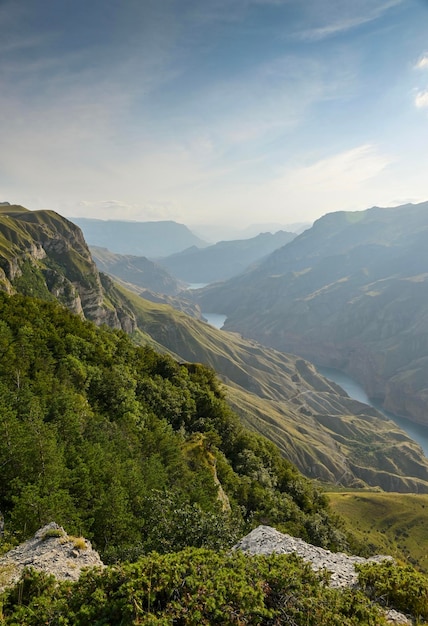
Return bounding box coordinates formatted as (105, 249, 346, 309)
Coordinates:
(0, 522, 104, 592)
(234, 525, 410, 625)
(234, 525, 392, 589)
(0, 205, 137, 333)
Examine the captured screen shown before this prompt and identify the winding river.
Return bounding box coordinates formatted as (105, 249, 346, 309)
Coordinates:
(318, 366, 428, 457)
(197, 305, 428, 458)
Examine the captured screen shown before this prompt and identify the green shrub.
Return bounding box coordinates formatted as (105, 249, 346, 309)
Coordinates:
(358, 559, 428, 623)
(1, 549, 386, 625)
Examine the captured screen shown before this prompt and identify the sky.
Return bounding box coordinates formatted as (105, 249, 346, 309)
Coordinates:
(1, 0, 428, 238)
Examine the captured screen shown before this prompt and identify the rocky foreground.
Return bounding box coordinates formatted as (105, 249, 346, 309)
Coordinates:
(234, 525, 410, 625)
(234, 524, 392, 588)
(0, 523, 411, 624)
(0, 522, 104, 593)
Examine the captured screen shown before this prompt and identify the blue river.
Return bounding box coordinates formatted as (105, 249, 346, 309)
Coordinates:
(318, 367, 428, 457)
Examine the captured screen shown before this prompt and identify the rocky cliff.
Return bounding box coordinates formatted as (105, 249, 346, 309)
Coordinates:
(0, 205, 136, 332)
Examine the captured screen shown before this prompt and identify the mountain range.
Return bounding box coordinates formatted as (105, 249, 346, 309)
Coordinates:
(195, 202, 428, 426)
(0, 203, 427, 492)
(156, 230, 296, 283)
(70, 217, 207, 257)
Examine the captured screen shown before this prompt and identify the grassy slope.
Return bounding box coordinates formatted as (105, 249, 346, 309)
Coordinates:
(2, 206, 428, 493)
(112, 283, 428, 492)
(328, 491, 428, 571)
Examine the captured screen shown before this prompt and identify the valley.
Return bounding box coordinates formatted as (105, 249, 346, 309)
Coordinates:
(195, 202, 428, 429)
(1, 202, 428, 623)
(0, 204, 427, 495)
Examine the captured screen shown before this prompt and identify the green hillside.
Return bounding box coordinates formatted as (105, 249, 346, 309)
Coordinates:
(0, 292, 343, 558)
(111, 283, 428, 492)
(0, 204, 427, 492)
(328, 491, 428, 572)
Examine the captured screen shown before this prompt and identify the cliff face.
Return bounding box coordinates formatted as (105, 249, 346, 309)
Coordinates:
(0, 205, 136, 332)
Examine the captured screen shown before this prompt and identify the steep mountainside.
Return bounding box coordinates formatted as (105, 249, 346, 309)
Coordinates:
(196, 202, 428, 426)
(1, 204, 428, 491)
(90, 245, 185, 295)
(156, 230, 296, 283)
(71, 217, 207, 257)
(108, 283, 428, 491)
(0, 205, 135, 332)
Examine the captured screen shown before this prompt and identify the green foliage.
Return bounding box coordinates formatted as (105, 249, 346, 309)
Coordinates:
(41, 528, 65, 541)
(358, 560, 428, 623)
(0, 291, 343, 559)
(12, 261, 54, 301)
(0, 549, 386, 625)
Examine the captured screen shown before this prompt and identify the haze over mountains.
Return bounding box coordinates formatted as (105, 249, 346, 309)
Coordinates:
(195, 202, 428, 426)
(1, 203, 427, 492)
(76, 217, 299, 286)
(71, 217, 207, 257)
(156, 230, 296, 283)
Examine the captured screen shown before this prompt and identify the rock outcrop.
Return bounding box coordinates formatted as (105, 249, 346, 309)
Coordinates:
(0, 522, 104, 593)
(234, 525, 391, 588)
(234, 525, 410, 625)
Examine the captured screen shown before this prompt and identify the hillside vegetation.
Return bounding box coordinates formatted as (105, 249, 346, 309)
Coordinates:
(0, 549, 391, 625)
(328, 491, 428, 571)
(0, 292, 345, 560)
(0, 204, 427, 492)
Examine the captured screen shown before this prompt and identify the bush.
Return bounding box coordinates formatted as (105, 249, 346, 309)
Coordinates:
(358, 559, 428, 623)
(1, 549, 386, 625)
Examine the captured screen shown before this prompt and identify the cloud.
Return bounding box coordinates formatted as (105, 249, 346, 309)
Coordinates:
(415, 55, 428, 70)
(266, 144, 393, 208)
(297, 0, 403, 40)
(415, 91, 428, 108)
(217, 144, 395, 223)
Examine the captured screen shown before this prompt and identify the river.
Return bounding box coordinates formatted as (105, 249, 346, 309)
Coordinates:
(195, 303, 428, 456)
(202, 313, 227, 330)
(318, 366, 428, 457)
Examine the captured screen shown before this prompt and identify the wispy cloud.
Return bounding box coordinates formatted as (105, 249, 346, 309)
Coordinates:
(415, 54, 428, 70)
(297, 0, 404, 41)
(284, 144, 392, 185)
(415, 91, 428, 109)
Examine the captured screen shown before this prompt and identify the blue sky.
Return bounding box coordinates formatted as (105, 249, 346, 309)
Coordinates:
(1, 0, 428, 235)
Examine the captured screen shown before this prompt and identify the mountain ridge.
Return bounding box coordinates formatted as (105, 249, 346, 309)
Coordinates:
(195, 202, 428, 426)
(156, 230, 296, 283)
(0, 204, 427, 491)
(71, 216, 208, 257)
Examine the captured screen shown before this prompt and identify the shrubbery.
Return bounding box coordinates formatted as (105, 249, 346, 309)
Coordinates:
(0, 292, 344, 558)
(358, 560, 428, 623)
(0, 549, 387, 625)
